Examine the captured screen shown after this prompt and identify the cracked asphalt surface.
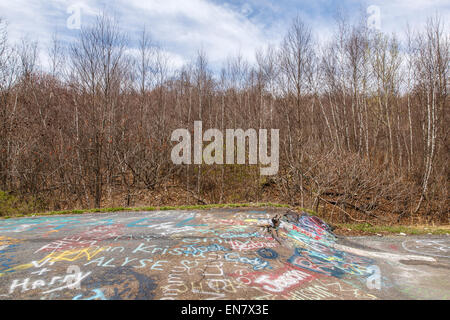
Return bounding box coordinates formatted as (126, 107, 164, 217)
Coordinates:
(0, 207, 449, 300)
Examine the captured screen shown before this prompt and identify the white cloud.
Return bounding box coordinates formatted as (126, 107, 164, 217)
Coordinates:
(0, 0, 101, 71)
(0, 0, 448, 72)
(120, 0, 271, 66)
(363, 0, 449, 35)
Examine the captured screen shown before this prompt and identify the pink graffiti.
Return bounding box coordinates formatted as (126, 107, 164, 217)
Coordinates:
(228, 240, 279, 251)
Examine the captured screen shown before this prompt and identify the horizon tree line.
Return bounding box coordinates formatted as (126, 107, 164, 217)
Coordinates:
(0, 11, 448, 224)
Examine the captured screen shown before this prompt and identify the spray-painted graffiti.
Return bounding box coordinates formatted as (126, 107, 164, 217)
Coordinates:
(181, 244, 230, 257)
(0, 208, 396, 299)
(73, 288, 107, 300)
(287, 246, 373, 279)
(231, 266, 317, 294)
(287, 278, 378, 300)
(77, 267, 158, 300)
(402, 239, 450, 258)
(228, 239, 278, 251)
(36, 224, 124, 253)
(257, 248, 279, 260)
(224, 252, 271, 270)
(0, 237, 23, 273)
(8, 268, 92, 295)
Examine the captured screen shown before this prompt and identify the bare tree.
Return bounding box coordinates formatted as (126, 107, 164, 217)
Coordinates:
(413, 16, 449, 215)
(70, 13, 128, 208)
(0, 11, 448, 224)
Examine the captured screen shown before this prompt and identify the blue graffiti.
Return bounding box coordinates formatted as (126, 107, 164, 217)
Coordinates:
(0, 216, 119, 233)
(257, 248, 279, 259)
(73, 289, 108, 300)
(0, 243, 20, 272)
(224, 252, 272, 270)
(220, 232, 262, 239)
(182, 243, 230, 257)
(126, 217, 163, 228)
(175, 217, 207, 228)
(287, 247, 374, 279)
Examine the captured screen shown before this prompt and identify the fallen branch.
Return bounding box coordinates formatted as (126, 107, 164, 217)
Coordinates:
(318, 195, 373, 225)
(165, 185, 209, 205)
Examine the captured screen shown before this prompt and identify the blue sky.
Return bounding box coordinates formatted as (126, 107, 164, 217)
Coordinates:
(0, 0, 448, 71)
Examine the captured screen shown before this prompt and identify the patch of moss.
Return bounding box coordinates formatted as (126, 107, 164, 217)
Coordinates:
(1, 202, 292, 219)
(0, 190, 43, 217)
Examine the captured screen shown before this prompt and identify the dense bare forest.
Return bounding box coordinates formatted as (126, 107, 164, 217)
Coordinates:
(0, 12, 448, 224)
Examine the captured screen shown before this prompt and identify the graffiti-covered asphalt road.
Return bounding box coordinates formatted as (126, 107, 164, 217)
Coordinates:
(0, 208, 449, 300)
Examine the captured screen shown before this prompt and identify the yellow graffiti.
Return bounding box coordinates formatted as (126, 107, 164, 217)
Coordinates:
(0, 237, 26, 277)
(0, 246, 104, 277)
(0, 262, 33, 276)
(0, 236, 23, 246)
(42, 246, 105, 263)
(43, 230, 60, 237)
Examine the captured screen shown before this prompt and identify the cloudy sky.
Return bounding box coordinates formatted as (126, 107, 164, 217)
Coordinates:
(0, 0, 448, 71)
